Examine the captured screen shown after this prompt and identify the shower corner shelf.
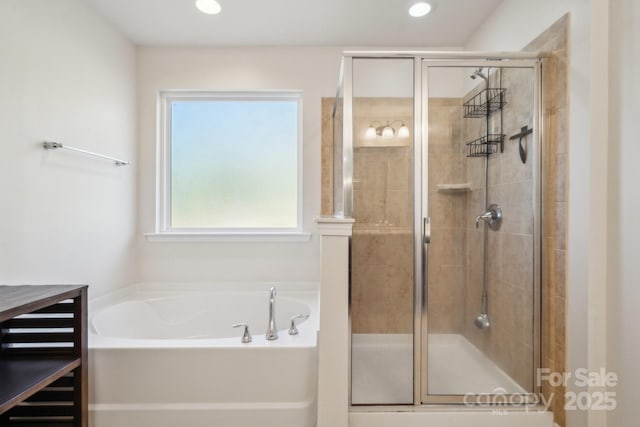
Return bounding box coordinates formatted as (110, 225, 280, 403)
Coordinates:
(466, 134, 505, 158)
(437, 183, 472, 193)
(463, 88, 507, 118)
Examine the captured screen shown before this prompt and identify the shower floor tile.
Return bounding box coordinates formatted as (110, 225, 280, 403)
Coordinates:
(428, 333, 525, 395)
(351, 334, 413, 404)
(351, 333, 525, 404)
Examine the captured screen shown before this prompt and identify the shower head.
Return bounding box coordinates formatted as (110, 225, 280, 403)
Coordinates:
(470, 67, 488, 83)
(474, 313, 490, 330)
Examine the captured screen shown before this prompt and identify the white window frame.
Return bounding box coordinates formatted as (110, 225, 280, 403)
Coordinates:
(148, 90, 309, 242)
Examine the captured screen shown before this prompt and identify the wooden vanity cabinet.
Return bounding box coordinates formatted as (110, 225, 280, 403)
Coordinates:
(0, 285, 88, 427)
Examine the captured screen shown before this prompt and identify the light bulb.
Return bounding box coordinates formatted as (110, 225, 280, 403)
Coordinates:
(196, 0, 221, 15)
(409, 2, 432, 17)
(381, 126, 394, 138)
(397, 124, 410, 138)
(365, 126, 377, 139)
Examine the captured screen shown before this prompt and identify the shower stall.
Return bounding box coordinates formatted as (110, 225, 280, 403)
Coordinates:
(332, 52, 541, 405)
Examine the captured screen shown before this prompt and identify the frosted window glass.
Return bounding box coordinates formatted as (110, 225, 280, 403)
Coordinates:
(169, 99, 298, 229)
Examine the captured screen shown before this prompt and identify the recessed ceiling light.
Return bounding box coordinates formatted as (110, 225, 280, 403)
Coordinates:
(196, 0, 221, 15)
(408, 2, 432, 17)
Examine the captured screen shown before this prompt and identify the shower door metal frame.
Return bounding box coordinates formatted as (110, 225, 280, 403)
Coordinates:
(418, 58, 542, 405)
(340, 51, 543, 408)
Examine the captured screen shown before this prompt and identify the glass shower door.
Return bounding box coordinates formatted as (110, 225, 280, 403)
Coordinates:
(349, 57, 415, 405)
(340, 54, 541, 406)
(422, 62, 539, 402)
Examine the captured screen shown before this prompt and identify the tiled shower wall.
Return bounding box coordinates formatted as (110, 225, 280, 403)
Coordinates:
(322, 97, 469, 335)
(462, 68, 535, 391)
(526, 15, 569, 427)
(458, 16, 570, 424)
(350, 98, 413, 334)
(426, 99, 467, 334)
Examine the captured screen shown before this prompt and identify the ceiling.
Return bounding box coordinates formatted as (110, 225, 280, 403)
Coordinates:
(83, 0, 503, 47)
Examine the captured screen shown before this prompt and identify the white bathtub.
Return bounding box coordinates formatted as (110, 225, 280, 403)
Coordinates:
(88, 282, 318, 427)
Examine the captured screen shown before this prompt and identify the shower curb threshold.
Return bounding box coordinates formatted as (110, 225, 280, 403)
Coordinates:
(349, 407, 554, 427)
(350, 404, 549, 413)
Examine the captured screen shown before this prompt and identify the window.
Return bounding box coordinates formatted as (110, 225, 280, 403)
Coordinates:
(154, 91, 306, 241)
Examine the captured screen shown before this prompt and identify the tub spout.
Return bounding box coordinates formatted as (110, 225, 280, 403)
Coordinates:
(266, 286, 278, 340)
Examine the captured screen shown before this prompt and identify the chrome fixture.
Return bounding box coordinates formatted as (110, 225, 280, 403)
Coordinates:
(470, 67, 488, 84)
(232, 323, 252, 343)
(473, 203, 502, 331)
(43, 141, 129, 166)
(475, 203, 502, 230)
(288, 314, 309, 335)
(266, 286, 278, 340)
(474, 312, 490, 330)
(474, 263, 491, 330)
(474, 204, 502, 331)
(365, 120, 410, 139)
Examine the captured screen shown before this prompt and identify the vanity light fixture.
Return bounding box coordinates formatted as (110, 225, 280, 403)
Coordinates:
(366, 121, 410, 139)
(408, 1, 432, 18)
(196, 0, 221, 15)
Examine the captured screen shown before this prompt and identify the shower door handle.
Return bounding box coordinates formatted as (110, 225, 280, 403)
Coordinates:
(423, 217, 431, 244)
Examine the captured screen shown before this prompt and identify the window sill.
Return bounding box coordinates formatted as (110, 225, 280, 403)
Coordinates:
(144, 231, 312, 243)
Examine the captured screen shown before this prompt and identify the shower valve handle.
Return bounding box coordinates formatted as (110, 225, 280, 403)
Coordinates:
(475, 204, 503, 230)
(475, 212, 494, 228)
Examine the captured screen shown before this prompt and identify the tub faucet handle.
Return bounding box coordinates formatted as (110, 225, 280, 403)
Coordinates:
(288, 314, 310, 335)
(232, 323, 252, 343)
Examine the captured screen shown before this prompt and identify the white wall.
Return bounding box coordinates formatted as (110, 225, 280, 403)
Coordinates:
(352, 57, 467, 98)
(0, 0, 137, 297)
(607, 0, 640, 426)
(136, 47, 343, 283)
(353, 58, 415, 98)
(465, 2, 594, 427)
